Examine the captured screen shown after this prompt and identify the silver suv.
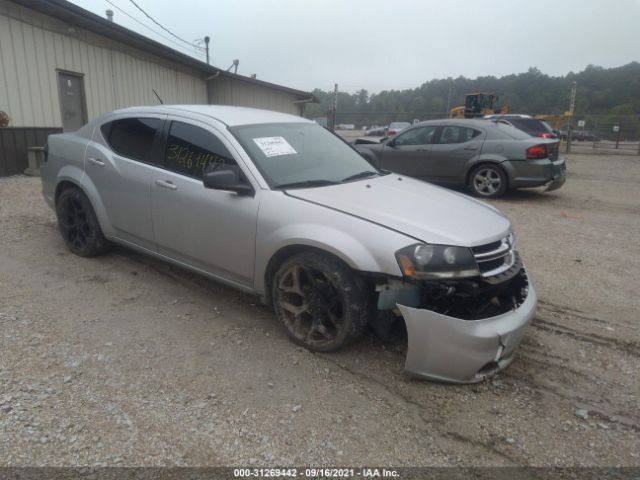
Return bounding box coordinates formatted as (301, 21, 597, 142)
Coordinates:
(41, 105, 536, 383)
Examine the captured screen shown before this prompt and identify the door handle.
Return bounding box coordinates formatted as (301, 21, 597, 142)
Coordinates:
(464, 146, 478, 151)
(155, 179, 178, 191)
(87, 157, 105, 167)
(416, 147, 429, 152)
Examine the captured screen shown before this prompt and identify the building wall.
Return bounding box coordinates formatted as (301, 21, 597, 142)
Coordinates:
(208, 76, 303, 116)
(0, 0, 207, 129)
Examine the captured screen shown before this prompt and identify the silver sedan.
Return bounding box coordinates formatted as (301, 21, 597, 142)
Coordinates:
(41, 105, 536, 383)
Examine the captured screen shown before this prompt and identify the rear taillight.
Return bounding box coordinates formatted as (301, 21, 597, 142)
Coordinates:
(526, 145, 547, 159)
(538, 132, 555, 139)
(43, 142, 49, 162)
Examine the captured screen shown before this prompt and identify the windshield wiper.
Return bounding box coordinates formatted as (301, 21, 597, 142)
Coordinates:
(341, 170, 380, 182)
(273, 179, 340, 190)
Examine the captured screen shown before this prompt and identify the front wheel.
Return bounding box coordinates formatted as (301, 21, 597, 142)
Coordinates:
(469, 164, 508, 198)
(272, 252, 368, 352)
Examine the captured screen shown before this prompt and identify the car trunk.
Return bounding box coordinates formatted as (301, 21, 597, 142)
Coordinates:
(547, 141, 560, 161)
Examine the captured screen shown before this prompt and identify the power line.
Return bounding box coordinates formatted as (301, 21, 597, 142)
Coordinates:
(104, 0, 204, 59)
(126, 0, 200, 50)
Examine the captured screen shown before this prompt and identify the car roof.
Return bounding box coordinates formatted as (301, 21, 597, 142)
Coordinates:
(107, 105, 312, 127)
(415, 118, 496, 128)
(484, 114, 533, 119)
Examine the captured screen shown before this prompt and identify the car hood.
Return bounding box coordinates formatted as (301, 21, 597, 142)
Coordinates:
(285, 174, 511, 247)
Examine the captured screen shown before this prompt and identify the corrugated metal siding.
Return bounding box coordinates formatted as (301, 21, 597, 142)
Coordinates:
(0, 0, 207, 128)
(208, 76, 303, 116)
(0, 127, 61, 176)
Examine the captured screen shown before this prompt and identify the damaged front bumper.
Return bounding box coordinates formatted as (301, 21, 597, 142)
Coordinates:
(397, 272, 536, 384)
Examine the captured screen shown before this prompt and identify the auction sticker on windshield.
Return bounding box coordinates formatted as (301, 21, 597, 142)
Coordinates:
(253, 136, 297, 157)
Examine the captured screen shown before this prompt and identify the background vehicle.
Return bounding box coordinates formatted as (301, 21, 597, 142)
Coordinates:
(41, 105, 535, 383)
(365, 125, 387, 136)
(387, 122, 411, 137)
(484, 114, 558, 139)
(573, 130, 601, 141)
(450, 92, 511, 119)
(356, 118, 566, 198)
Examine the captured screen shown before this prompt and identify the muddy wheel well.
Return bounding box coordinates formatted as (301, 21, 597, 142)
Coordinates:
(55, 181, 80, 205)
(263, 245, 356, 306)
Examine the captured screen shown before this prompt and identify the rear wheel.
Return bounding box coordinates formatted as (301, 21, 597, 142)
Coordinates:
(56, 187, 111, 257)
(272, 252, 368, 352)
(469, 164, 507, 198)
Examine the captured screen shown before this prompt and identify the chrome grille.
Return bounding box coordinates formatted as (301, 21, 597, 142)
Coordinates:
(472, 234, 516, 277)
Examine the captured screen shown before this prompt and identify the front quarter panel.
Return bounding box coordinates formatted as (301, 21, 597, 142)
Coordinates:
(254, 190, 415, 295)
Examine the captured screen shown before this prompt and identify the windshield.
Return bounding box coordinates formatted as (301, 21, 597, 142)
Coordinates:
(230, 123, 380, 188)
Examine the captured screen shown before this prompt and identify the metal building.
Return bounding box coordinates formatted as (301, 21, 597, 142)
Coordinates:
(0, 0, 316, 176)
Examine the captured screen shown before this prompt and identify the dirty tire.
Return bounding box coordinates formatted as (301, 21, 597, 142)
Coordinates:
(272, 251, 368, 352)
(56, 186, 111, 257)
(469, 164, 508, 198)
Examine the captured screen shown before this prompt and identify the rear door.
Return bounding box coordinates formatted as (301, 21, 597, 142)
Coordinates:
(376, 125, 438, 177)
(150, 118, 259, 287)
(428, 126, 485, 182)
(85, 116, 164, 250)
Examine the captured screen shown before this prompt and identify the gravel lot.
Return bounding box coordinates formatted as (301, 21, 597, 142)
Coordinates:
(1, 153, 639, 467)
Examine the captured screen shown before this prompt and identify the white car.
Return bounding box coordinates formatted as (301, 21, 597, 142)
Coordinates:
(41, 105, 536, 383)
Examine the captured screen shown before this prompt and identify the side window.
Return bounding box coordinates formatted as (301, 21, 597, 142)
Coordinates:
(438, 126, 481, 144)
(164, 122, 236, 179)
(101, 118, 161, 163)
(394, 126, 437, 146)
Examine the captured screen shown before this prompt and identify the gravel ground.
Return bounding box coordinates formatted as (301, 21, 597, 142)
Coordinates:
(0, 153, 639, 467)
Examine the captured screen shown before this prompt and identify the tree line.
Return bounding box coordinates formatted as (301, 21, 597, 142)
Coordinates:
(304, 62, 640, 129)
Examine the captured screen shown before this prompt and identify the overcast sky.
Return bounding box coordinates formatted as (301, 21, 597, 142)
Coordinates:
(69, 0, 640, 94)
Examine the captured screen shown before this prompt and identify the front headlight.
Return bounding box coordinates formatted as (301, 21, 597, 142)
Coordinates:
(395, 244, 479, 280)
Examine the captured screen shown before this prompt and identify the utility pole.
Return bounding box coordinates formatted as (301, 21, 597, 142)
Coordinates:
(446, 79, 452, 116)
(204, 36, 210, 65)
(328, 83, 338, 132)
(566, 81, 577, 153)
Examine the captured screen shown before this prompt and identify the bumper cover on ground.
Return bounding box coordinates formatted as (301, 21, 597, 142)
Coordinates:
(397, 281, 537, 383)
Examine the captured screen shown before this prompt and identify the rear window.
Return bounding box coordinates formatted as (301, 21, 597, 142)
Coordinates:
(492, 122, 532, 140)
(508, 118, 553, 135)
(101, 118, 161, 163)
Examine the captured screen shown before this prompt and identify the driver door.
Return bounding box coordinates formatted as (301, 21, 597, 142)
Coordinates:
(376, 126, 438, 178)
(150, 118, 260, 287)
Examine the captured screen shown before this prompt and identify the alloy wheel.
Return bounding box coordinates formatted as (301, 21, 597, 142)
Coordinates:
(59, 196, 92, 250)
(473, 168, 502, 195)
(276, 264, 344, 348)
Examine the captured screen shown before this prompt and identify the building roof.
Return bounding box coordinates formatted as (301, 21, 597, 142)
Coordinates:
(10, 0, 317, 102)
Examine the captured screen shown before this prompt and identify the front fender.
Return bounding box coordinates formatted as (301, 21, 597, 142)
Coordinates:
(253, 192, 413, 296)
(254, 224, 383, 296)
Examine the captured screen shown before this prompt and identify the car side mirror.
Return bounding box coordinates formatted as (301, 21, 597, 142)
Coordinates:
(203, 168, 253, 196)
(385, 138, 396, 147)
